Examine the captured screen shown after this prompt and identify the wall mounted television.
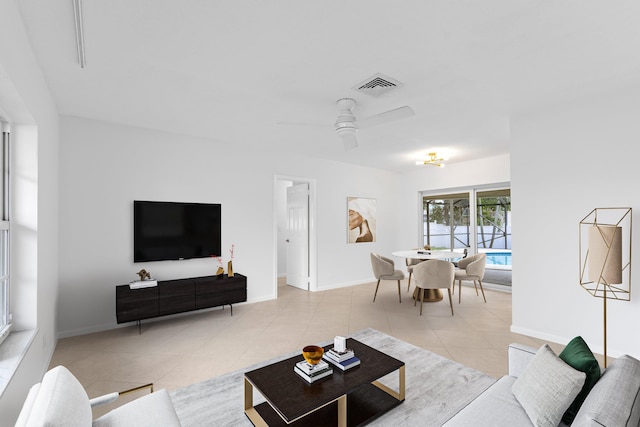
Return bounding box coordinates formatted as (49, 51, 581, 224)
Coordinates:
(134, 200, 222, 262)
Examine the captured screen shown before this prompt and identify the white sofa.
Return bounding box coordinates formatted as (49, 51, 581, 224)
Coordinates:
(14, 365, 181, 427)
(444, 343, 640, 426)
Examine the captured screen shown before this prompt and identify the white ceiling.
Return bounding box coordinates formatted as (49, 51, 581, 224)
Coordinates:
(17, 1, 640, 172)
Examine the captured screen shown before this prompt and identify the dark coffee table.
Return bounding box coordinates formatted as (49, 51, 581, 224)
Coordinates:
(244, 338, 405, 427)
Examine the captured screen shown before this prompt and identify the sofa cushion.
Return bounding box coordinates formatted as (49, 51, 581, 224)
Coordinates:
(443, 376, 533, 426)
(572, 355, 640, 427)
(512, 344, 586, 427)
(92, 389, 181, 427)
(24, 365, 92, 426)
(559, 336, 601, 424)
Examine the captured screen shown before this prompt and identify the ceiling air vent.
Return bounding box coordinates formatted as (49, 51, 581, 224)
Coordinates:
(352, 73, 403, 97)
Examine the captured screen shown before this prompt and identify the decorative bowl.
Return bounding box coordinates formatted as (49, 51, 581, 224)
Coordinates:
(302, 345, 324, 365)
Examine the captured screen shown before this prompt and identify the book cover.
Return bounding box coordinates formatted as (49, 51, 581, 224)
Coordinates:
(294, 365, 333, 383)
(329, 347, 354, 356)
(129, 280, 158, 289)
(326, 348, 355, 362)
(295, 360, 330, 375)
(323, 355, 361, 371)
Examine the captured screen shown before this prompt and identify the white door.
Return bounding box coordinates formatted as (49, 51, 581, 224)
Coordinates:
(286, 183, 309, 290)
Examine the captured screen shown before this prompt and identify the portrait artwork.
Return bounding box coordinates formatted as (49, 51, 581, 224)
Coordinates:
(347, 197, 376, 243)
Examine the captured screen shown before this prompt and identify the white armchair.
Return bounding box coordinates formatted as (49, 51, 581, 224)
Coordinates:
(413, 259, 455, 316)
(370, 253, 404, 303)
(405, 257, 422, 292)
(15, 365, 181, 427)
(453, 253, 487, 303)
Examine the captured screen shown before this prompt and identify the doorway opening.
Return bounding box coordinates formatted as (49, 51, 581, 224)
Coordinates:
(274, 176, 317, 297)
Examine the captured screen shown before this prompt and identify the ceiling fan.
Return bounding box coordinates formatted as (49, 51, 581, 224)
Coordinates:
(335, 98, 416, 150)
(280, 98, 415, 151)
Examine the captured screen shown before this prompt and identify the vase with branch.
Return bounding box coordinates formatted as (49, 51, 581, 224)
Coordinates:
(228, 245, 235, 277)
(212, 256, 224, 277)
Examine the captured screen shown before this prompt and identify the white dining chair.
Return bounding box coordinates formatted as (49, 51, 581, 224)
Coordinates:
(413, 259, 455, 316)
(370, 253, 404, 303)
(453, 253, 487, 303)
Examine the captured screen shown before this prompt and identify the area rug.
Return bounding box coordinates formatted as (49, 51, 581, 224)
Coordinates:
(169, 328, 496, 426)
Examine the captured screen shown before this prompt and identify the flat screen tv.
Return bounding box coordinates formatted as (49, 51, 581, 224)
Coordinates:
(134, 200, 222, 262)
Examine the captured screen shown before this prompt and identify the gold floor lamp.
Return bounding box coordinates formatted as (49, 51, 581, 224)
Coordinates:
(579, 207, 632, 368)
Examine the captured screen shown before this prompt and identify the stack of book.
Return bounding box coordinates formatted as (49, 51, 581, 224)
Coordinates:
(129, 279, 158, 289)
(294, 360, 333, 383)
(322, 347, 361, 371)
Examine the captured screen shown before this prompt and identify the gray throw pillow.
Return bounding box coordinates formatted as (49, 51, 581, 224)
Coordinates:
(512, 344, 586, 427)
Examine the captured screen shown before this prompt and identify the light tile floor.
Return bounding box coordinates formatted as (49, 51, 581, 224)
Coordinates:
(49, 278, 553, 417)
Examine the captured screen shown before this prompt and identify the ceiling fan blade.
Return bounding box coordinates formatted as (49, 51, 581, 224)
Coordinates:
(357, 105, 415, 129)
(339, 132, 358, 151)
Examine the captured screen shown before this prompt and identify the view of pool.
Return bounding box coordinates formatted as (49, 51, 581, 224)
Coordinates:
(484, 252, 512, 266)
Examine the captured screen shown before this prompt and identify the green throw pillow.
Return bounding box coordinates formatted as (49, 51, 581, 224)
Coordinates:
(559, 336, 602, 424)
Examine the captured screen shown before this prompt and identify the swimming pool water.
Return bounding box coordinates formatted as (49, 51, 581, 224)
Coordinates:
(485, 252, 512, 266)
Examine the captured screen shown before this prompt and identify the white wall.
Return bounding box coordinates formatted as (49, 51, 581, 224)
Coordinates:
(313, 160, 404, 290)
(511, 83, 640, 359)
(0, 0, 60, 423)
(58, 116, 402, 336)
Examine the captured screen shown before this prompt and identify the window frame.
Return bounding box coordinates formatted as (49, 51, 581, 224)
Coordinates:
(420, 183, 511, 256)
(0, 119, 11, 346)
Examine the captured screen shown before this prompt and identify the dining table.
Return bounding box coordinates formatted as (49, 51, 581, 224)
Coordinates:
(391, 250, 461, 261)
(392, 250, 463, 302)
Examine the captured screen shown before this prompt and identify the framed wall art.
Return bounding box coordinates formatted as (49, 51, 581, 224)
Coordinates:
(347, 197, 376, 243)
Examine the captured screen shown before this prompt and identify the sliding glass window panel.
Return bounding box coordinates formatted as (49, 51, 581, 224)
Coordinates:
(422, 193, 470, 251)
(0, 282, 7, 332)
(0, 123, 10, 344)
(476, 189, 511, 251)
(0, 227, 8, 334)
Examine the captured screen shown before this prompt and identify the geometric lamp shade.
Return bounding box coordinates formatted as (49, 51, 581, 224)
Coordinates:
(588, 225, 622, 285)
(580, 208, 632, 301)
(579, 207, 631, 369)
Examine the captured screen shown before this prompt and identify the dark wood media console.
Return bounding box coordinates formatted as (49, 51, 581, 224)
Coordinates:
(116, 273, 247, 331)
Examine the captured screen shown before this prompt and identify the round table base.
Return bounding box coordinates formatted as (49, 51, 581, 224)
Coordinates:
(412, 288, 443, 302)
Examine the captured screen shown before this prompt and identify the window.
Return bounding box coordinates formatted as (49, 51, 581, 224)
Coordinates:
(0, 120, 10, 345)
(476, 189, 511, 250)
(422, 193, 470, 251)
(422, 186, 512, 277)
